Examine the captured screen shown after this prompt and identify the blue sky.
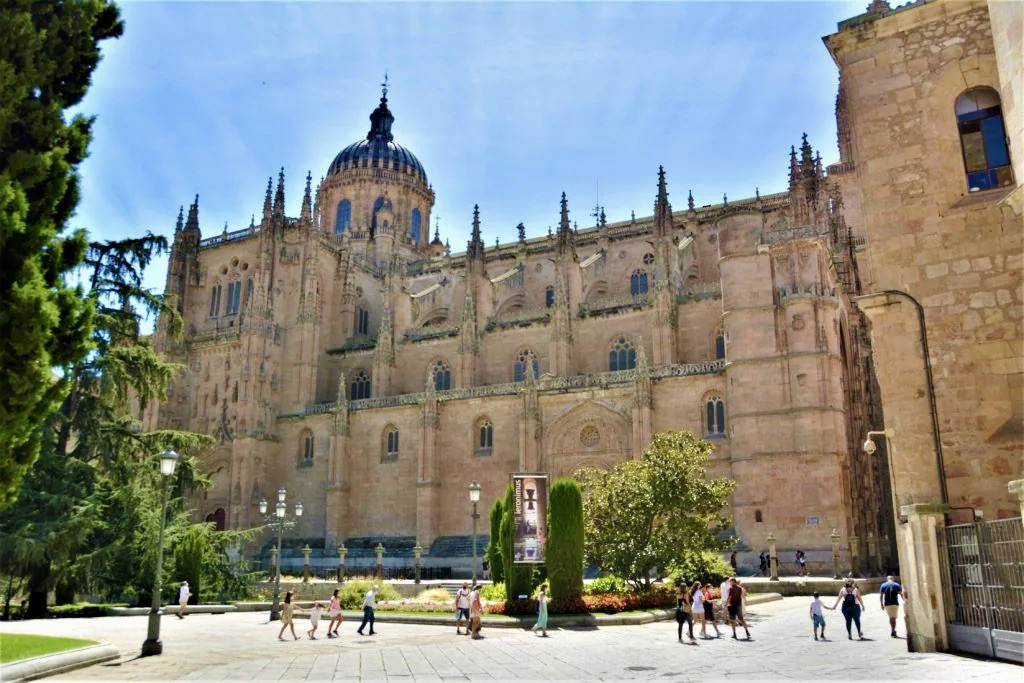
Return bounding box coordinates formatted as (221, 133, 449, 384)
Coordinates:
(72, 0, 866, 293)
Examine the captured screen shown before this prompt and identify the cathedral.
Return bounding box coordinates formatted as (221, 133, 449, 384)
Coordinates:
(147, 71, 888, 572)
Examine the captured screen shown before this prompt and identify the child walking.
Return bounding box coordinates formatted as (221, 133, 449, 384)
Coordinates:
(809, 591, 832, 640)
(327, 589, 342, 638)
(531, 584, 549, 637)
(307, 601, 322, 639)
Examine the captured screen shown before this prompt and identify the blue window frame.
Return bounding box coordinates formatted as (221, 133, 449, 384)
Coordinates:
(630, 270, 649, 297)
(545, 286, 555, 308)
(410, 208, 422, 243)
(715, 333, 726, 360)
(706, 395, 726, 436)
(351, 370, 371, 400)
(609, 337, 637, 371)
(433, 361, 451, 391)
(385, 427, 399, 459)
(225, 280, 242, 315)
(957, 88, 1014, 191)
(209, 284, 222, 317)
(514, 350, 540, 382)
(356, 307, 369, 336)
(335, 199, 352, 235)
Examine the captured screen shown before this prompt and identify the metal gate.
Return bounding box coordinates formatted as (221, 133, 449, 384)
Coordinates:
(938, 518, 1024, 662)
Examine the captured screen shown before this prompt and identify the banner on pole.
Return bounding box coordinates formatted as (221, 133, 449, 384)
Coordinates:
(511, 473, 548, 564)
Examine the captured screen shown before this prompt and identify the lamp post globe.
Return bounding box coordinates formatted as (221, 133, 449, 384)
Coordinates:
(141, 449, 179, 657)
(469, 481, 481, 584)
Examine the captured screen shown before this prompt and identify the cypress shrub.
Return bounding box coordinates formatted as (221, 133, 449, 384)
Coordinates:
(546, 478, 584, 599)
(486, 496, 505, 583)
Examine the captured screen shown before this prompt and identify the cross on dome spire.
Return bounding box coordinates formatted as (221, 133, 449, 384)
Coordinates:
(381, 72, 389, 101)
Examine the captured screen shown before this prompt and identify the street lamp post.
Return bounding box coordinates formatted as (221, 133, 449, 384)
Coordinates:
(302, 545, 312, 583)
(141, 449, 179, 657)
(413, 543, 424, 584)
(259, 488, 303, 621)
(469, 481, 481, 584)
(767, 532, 779, 582)
(830, 528, 842, 579)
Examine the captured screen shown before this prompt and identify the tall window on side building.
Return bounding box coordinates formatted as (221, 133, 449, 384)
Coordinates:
(630, 269, 649, 297)
(715, 331, 726, 360)
(351, 370, 371, 400)
(545, 286, 555, 308)
(432, 360, 451, 391)
(209, 284, 222, 317)
(383, 426, 400, 461)
(355, 307, 369, 336)
(476, 418, 493, 456)
(300, 432, 314, 467)
(956, 87, 1014, 191)
(410, 208, 422, 243)
(513, 349, 540, 382)
(336, 199, 352, 235)
(225, 280, 242, 315)
(609, 337, 637, 371)
(705, 394, 726, 437)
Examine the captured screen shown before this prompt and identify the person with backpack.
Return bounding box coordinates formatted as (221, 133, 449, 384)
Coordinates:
(831, 579, 866, 639)
(879, 574, 907, 638)
(675, 581, 695, 642)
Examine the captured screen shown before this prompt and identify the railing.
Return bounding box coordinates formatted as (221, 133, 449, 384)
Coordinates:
(198, 226, 257, 249)
(328, 335, 376, 353)
(677, 283, 722, 302)
(487, 307, 551, 330)
(826, 161, 856, 176)
(404, 323, 461, 342)
(760, 225, 826, 245)
(578, 292, 651, 317)
(778, 284, 838, 301)
(188, 326, 241, 346)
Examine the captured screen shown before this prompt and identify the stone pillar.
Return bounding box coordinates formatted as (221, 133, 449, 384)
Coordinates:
(1009, 480, 1024, 520)
(899, 503, 950, 653)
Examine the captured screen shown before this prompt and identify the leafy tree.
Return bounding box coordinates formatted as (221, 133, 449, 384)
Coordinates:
(0, 0, 123, 510)
(576, 431, 735, 590)
(0, 236, 212, 617)
(546, 478, 584, 599)
(485, 496, 504, 584)
(500, 484, 533, 601)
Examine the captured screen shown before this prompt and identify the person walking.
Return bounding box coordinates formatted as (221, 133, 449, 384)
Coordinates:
(809, 591, 833, 640)
(879, 575, 907, 638)
(831, 578, 866, 639)
(702, 584, 721, 638)
(307, 601, 323, 639)
(357, 584, 377, 635)
(796, 550, 807, 577)
(470, 583, 484, 639)
(326, 588, 342, 638)
(726, 578, 751, 640)
(531, 584, 549, 637)
(277, 591, 299, 641)
(455, 581, 471, 635)
(719, 576, 732, 612)
(729, 551, 738, 573)
(177, 581, 192, 619)
(675, 581, 695, 642)
(758, 552, 768, 577)
(691, 581, 709, 639)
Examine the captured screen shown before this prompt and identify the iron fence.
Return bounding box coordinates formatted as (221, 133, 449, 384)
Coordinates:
(941, 518, 1024, 633)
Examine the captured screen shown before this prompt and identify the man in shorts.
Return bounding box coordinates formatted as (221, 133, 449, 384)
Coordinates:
(177, 581, 191, 619)
(726, 577, 750, 640)
(454, 581, 471, 635)
(879, 574, 907, 637)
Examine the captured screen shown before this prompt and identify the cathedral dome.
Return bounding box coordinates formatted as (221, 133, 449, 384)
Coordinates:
(327, 94, 428, 183)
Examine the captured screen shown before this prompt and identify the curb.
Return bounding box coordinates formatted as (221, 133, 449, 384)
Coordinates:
(1, 644, 119, 682)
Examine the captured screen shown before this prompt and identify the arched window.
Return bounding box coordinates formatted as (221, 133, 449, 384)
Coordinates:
(715, 331, 726, 360)
(630, 269, 649, 297)
(225, 280, 242, 315)
(335, 199, 352, 235)
(244, 278, 254, 310)
(209, 283, 222, 317)
(355, 306, 369, 336)
(410, 208, 422, 242)
(371, 196, 390, 236)
(351, 370, 371, 400)
(432, 360, 451, 391)
(642, 253, 655, 265)
(383, 426, 400, 461)
(514, 349, 540, 382)
(956, 87, 1013, 191)
(300, 432, 314, 467)
(609, 337, 637, 371)
(476, 419, 494, 456)
(545, 286, 555, 308)
(705, 394, 726, 436)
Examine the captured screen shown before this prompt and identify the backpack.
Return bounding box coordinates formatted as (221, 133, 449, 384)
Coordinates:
(842, 589, 857, 609)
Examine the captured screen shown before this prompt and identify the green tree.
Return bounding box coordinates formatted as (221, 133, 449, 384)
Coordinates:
(545, 478, 584, 599)
(486, 496, 504, 584)
(0, 0, 123, 509)
(576, 431, 735, 590)
(0, 236, 211, 617)
(500, 484, 533, 601)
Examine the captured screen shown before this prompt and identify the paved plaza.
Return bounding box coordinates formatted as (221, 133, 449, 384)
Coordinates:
(0, 595, 1016, 681)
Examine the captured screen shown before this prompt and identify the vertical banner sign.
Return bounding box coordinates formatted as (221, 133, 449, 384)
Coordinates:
(512, 473, 548, 564)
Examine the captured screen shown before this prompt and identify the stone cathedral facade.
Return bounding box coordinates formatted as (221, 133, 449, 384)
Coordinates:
(142, 25, 966, 570)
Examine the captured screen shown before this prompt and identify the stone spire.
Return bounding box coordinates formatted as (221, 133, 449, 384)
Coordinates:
(184, 195, 200, 239)
(556, 192, 575, 254)
(313, 179, 322, 230)
(272, 167, 285, 220)
(799, 133, 815, 178)
(467, 204, 485, 259)
(174, 205, 184, 237)
(333, 372, 348, 436)
(301, 171, 313, 224)
(788, 145, 799, 190)
(654, 166, 673, 237)
(262, 176, 273, 224)
(687, 190, 695, 212)
(517, 222, 526, 242)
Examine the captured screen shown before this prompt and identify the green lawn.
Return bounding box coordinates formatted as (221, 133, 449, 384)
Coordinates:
(0, 633, 98, 664)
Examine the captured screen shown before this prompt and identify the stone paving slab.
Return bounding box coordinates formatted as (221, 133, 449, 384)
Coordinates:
(0, 593, 1016, 681)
